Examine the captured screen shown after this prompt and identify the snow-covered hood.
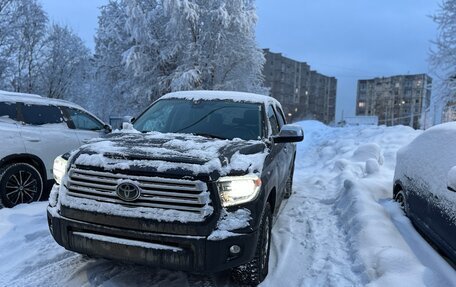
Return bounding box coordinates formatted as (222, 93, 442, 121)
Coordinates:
(70, 131, 269, 179)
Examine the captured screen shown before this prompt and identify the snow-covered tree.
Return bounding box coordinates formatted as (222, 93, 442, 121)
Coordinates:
(8, 0, 48, 93)
(0, 0, 18, 88)
(93, 0, 266, 118)
(93, 0, 137, 120)
(430, 0, 456, 103)
(39, 24, 91, 101)
(123, 0, 265, 97)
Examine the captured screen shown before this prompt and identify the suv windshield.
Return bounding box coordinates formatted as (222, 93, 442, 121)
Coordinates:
(134, 99, 263, 140)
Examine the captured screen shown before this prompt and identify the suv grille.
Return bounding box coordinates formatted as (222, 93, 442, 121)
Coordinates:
(66, 168, 212, 215)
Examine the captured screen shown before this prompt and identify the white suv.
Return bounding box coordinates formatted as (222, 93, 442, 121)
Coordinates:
(0, 90, 110, 207)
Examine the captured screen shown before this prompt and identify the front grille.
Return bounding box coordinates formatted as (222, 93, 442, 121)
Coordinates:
(66, 167, 212, 215)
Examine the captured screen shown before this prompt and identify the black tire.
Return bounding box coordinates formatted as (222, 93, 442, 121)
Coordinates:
(231, 203, 272, 286)
(394, 189, 407, 213)
(284, 164, 294, 199)
(0, 163, 43, 208)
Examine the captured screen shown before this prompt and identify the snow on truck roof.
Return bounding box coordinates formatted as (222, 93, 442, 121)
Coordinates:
(0, 90, 83, 109)
(160, 90, 282, 108)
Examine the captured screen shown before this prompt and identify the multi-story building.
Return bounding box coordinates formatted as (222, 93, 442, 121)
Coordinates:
(262, 49, 337, 124)
(356, 74, 432, 129)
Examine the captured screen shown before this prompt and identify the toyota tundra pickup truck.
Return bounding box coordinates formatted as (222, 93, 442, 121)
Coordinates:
(47, 90, 303, 286)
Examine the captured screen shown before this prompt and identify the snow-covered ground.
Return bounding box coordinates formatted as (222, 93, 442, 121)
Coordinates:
(1, 121, 455, 287)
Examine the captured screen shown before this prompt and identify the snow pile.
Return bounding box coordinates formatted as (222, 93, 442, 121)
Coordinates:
(294, 121, 455, 287)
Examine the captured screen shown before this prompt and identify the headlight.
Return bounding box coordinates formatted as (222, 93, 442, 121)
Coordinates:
(53, 155, 68, 185)
(216, 175, 262, 207)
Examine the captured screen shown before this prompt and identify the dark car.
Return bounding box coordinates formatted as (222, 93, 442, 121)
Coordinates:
(393, 122, 456, 262)
(47, 91, 303, 286)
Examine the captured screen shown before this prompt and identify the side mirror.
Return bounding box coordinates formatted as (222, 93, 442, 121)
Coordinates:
(272, 124, 304, 143)
(448, 166, 456, 192)
(103, 124, 112, 133)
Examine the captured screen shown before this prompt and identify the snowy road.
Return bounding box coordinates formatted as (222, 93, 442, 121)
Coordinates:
(1, 121, 456, 287)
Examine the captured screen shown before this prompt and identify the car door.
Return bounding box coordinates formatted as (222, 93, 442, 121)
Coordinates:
(0, 101, 26, 160)
(17, 103, 80, 180)
(274, 105, 295, 171)
(267, 105, 288, 197)
(62, 107, 107, 145)
(425, 138, 456, 256)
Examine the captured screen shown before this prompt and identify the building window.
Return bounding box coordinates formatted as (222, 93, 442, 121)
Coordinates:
(358, 101, 365, 108)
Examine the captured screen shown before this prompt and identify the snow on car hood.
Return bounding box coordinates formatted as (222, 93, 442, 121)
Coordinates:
(71, 130, 268, 179)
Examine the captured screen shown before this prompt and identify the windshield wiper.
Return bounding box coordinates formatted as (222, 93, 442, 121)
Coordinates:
(193, 133, 228, 140)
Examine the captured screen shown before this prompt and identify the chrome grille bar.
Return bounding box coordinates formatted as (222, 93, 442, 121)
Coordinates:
(66, 167, 212, 215)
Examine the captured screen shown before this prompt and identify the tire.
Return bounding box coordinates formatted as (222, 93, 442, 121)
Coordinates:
(284, 164, 294, 199)
(231, 203, 272, 286)
(0, 163, 43, 208)
(394, 189, 407, 213)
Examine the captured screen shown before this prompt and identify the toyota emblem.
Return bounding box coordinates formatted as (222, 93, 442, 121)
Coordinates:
(116, 182, 141, 202)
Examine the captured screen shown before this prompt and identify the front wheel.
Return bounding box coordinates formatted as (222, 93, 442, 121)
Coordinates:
(0, 163, 43, 208)
(231, 203, 272, 286)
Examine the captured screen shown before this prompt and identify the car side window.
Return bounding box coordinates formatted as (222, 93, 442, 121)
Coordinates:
(276, 106, 287, 127)
(67, 108, 104, 131)
(0, 102, 17, 121)
(267, 105, 280, 135)
(20, 104, 64, 125)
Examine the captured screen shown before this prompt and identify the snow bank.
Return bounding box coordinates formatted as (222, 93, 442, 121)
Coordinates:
(291, 121, 456, 287)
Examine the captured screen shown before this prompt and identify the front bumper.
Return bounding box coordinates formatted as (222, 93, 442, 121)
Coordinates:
(47, 207, 259, 273)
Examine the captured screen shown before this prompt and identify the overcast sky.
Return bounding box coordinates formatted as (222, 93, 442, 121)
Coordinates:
(41, 0, 441, 121)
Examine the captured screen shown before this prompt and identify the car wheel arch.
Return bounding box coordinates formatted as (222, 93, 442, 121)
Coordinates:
(0, 153, 47, 181)
(393, 181, 404, 198)
(267, 187, 277, 216)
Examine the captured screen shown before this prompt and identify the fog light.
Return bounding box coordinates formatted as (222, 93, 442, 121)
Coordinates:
(229, 245, 241, 255)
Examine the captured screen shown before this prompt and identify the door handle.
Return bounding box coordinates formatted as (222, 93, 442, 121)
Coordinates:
(24, 137, 40, 142)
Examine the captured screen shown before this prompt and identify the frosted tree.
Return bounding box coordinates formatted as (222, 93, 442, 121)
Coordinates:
(7, 0, 48, 93)
(93, 0, 137, 120)
(160, 0, 265, 93)
(122, 0, 265, 100)
(39, 24, 91, 101)
(0, 0, 17, 88)
(430, 0, 456, 103)
(94, 0, 266, 118)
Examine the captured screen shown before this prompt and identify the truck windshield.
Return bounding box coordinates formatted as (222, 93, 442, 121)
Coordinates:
(133, 99, 263, 141)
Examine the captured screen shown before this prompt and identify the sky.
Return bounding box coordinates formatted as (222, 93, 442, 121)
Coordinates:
(41, 0, 441, 121)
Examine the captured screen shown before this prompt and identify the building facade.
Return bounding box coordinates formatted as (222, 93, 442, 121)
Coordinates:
(356, 74, 432, 129)
(262, 49, 337, 124)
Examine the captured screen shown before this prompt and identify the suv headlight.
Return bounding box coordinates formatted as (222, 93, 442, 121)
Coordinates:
(53, 155, 68, 185)
(216, 175, 262, 207)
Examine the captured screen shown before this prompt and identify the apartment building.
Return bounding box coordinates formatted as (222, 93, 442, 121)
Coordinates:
(356, 74, 432, 129)
(262, 49, 337, 124)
